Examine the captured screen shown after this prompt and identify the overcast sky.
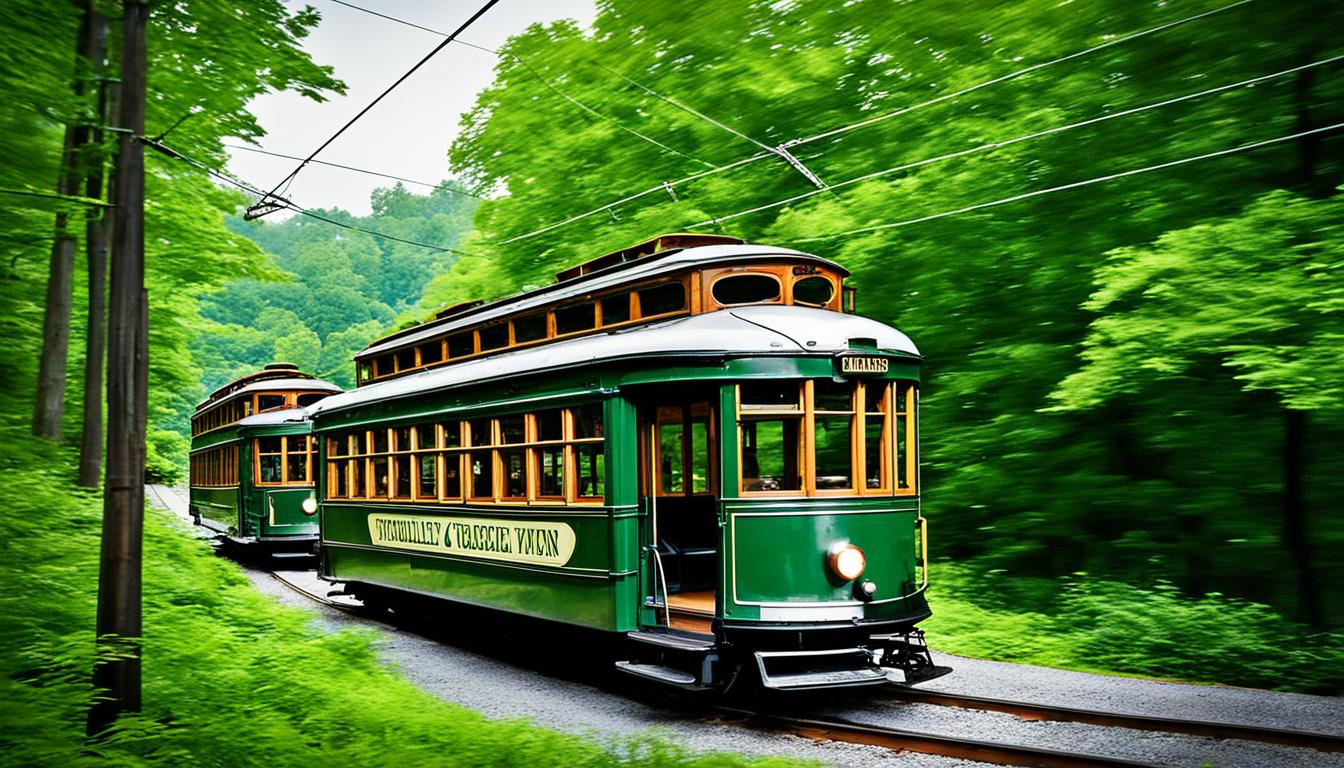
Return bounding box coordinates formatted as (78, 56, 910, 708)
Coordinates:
(225, 0, 597, 217)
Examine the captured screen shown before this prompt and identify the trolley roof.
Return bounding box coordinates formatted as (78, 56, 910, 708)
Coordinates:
(193, 377, 341, 414)
(238, 407, 311, 428)
(358, 243, 847, 360)
(311, 305, 917, 418)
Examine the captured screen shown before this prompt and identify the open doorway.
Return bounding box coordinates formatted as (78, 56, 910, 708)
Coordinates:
(641, 398, 718, 635)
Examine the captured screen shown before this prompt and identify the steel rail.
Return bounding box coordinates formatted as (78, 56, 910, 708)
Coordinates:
(888, 687, 1344, 754)
(715, 707, 1168, 768)
(266, 569, 362, 615)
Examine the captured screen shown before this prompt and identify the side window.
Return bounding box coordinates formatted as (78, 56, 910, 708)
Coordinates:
(257, 393, 286, 413)
(600, 294, 631, 325)
(636, 282, 686, 317)
(554, 303, 596, 336)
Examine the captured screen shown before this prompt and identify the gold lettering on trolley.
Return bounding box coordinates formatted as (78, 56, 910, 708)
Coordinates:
(839, 356, 890, 375)
(367, 513, 576, 567)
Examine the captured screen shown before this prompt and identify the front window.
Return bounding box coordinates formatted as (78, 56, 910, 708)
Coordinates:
(737, 379, 916, 496)
(712, 273, 781, 306)
(256, 435, 312, 486)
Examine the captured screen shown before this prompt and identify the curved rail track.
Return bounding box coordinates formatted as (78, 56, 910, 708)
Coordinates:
(261, 567, 1342, 768)
(885, 686, 1344, 754)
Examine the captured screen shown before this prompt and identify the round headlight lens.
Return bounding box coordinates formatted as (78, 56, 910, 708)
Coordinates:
(301, 496, 318, 515)
(828, 543, 866, 581)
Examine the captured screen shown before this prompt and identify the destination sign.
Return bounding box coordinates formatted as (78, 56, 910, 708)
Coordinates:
(367, 513, 576, 567)
(837, 355, 890, 376)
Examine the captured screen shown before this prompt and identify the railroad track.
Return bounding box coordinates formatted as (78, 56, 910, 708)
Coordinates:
(887, 686, 1344, 754)
(261, 566, 1340, 767)
(717, 707, 1167, 768)
(266, 569, 362, 615)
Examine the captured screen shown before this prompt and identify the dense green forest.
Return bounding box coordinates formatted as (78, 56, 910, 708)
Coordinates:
(2, 0, 1342, 740)
(203, 185, 476, 392)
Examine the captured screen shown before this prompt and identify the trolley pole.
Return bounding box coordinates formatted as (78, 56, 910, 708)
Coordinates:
(88, 0, 148, 737)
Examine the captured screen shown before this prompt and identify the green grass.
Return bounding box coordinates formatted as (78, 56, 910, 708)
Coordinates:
(0, 429, 803, 768)
(926, 563, 1344, 694)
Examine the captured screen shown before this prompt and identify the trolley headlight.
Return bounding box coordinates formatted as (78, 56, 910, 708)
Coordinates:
(301, 496, 318, 515)
(827, 543, 866, 581)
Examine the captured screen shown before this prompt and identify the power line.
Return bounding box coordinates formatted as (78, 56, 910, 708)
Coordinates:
(685, 55, 1343, 230)
(489, 0, 1260, 245)
(225, 142, 486, 200)
(245, 0, 501, 220)
(0, 187, 113, 208)
(781, 122, 1344, 244)
(326, 0, 716, 169)
(789, 0, 1259, 148)
(144, 137, 477, 257)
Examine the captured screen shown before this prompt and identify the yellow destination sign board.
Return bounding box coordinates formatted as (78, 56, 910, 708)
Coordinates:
(367, 513, 576, 567)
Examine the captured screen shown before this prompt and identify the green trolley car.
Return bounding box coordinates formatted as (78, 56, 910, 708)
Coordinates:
(311, 234, 935, 690)
(189, 364, 341, 552)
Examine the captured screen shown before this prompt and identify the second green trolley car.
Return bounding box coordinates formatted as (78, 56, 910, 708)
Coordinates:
(310, 235, 936, 690)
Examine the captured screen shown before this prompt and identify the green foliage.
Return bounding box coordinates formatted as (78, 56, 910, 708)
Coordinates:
(0, 418, 801, 767)
(203, 185, 477, 391)
(927, 563, 1344, 693)
(0, 0, 344, 473)
(1053, 191, 1344, 412)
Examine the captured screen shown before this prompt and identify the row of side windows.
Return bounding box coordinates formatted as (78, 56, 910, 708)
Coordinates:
(325, 404, 606, 505)
(360, 278, 691, 384)
(190, 444, 239, 487)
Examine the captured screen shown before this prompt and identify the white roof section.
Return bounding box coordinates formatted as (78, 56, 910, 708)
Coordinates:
(194, 377, 341, 414)
(311, 306, 918, 418)
(238, 408, 311, 428)
(360, 244, 844, 358)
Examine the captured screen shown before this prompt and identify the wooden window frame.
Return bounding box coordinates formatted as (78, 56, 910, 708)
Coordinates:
(788, 272, 840, 310)
(736, 379, 915, 498)
(707, 269, 784, 308)
(254, 435, 312, 487)
(857, 381, 893, 495)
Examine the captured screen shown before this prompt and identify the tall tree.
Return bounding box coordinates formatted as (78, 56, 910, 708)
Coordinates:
(32, 0, 104, 440)
(77, 3, 111, 487)
(89, 0, 147, 735)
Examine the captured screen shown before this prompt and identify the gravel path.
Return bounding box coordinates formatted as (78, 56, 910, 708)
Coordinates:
(151, 485, 1344, 768)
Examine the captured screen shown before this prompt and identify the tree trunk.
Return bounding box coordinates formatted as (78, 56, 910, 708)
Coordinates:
(32, 141, 79, 440)
(1282, 408, 1321, 627)
(77, 3, 111, 488)
(33, 0, 104, 441)
(88, 0, 148, 737)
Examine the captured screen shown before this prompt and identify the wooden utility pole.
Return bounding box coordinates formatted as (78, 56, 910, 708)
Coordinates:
(78, 0, 112, 488)
(88, 0, 148, 736)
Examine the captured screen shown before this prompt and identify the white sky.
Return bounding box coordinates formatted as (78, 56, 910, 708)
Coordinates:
(226, 0, 597, 216)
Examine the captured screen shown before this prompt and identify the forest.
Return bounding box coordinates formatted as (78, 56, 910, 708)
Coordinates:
(1, 0, 1342, 746)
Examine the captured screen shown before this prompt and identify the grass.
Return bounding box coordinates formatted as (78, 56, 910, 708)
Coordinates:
(925, 562, 1344, 694)
(0, 428, 803, 768)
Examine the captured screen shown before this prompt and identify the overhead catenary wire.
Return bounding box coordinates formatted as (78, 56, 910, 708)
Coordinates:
(488, 0, 1261, 246)
(144, 137, 478, 257)
(225, 142, 486, 200)
(246, 0, 501, 219)
(780, 122, 1344, 244)
(326, 0, 717, 169)
(684, 54, 1344, 230)
(0, 187, 114, 208)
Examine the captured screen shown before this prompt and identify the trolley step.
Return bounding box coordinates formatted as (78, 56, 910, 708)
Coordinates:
(627, 629, 715, 653)
(614, 661, 709, 690)
(754, 648, 890, 691)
